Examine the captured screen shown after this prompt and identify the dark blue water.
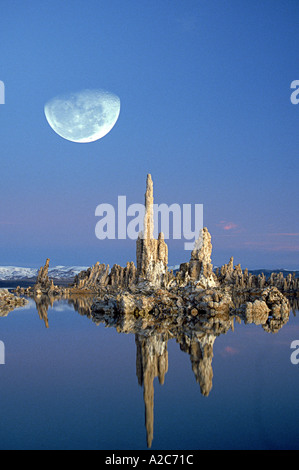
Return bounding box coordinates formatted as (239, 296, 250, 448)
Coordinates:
(0, 297, 298, 450)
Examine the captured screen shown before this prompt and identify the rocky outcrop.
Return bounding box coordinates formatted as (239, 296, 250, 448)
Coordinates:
(71, 261, 137, 291)
(110, 262, 137, 288)
(216, 259, 299, 293)
(268, 272, 299, 293)
(16, 258, 62, 297)
(235, 287, 290, 333)
(174, 228, 219, 289)
(0, 289, 28, 316)
(23, 174, 296, 325)
(72, 262, 110, 290)
(27, 174, 298, 304)
(188, 228, 219, 288)
(136, 174, 168, 288)
(34, 258, 53, 293)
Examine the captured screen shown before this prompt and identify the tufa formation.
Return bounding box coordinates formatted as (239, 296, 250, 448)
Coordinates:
(14, 174, 297, 320)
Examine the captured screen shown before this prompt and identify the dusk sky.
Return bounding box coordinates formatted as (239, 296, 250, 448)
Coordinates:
(0, 0, 298, 270)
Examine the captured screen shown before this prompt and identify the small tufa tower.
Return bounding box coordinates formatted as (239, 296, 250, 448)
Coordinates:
(136, 174, 168, 287)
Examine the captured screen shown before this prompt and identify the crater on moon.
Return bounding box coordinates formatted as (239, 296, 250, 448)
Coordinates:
(44, 89, 121, 143)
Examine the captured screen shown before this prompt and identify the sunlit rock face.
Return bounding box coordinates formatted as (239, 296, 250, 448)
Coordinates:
(136, 174, 168, 288)
(188, 227, 219, 289)
(216, 258, 299, 294)
(32, 258, 62, 297)
(174, 227, 219, 289)
(71, 261, 137, 291)
(34, 258, 53, 293)
(72, 262, 110, 290)
(109, 262, 137, 288)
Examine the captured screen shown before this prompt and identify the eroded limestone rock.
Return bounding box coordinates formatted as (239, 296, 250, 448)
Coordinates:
(0, 289, 28, 316)
(72, 262, 110, 290)
(174, 228, 218, 289)
(136, 174, 168, 288)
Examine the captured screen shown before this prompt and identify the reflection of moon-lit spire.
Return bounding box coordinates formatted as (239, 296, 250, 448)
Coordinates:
(33, 294, 96, 329)
(135, 333, 168, 448)
(179, 332, 216, 397)
(67, 295, 94, 318)
(34, 295, 52, 328)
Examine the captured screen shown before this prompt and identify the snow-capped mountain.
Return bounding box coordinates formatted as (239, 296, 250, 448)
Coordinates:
(0, 266, 88, 281)
(1, 265, 297, 282)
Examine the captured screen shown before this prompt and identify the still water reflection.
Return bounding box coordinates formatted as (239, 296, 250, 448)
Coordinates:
(0, 294, 298, 450)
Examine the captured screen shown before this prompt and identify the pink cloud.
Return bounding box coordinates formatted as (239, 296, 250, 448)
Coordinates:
(221, 346, 239, 357)
(223, 222, 238, 231)
(217, 221, 240, 231)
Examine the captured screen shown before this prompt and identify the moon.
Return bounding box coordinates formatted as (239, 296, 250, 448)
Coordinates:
(44, 89, 120, 143)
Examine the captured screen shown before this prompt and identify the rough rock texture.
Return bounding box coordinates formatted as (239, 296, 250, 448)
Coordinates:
(235, 286, 291, 333)
(0, 289, 28, 316)
(34, 258, 53, 293)
(136, 174, 168, 288)
(19, 258, 62, 297)
(174, 228, 219, 289)
(195, 288, 234, 315)
(72, 262, 110, 290)
(110, 262, 137, 288)
(188, 228, 218, 287)
(70, 261, 138, 291)
(216, 258, 299, 293)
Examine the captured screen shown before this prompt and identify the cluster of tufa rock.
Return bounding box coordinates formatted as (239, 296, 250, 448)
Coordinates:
(15, 174, 296, 324)
(69, 174, 219, 292)
(215, 257, 299, 293)
(0, 289, 28, 317)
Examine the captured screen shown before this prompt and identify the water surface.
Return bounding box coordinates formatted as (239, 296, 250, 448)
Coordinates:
(0, 296, 298, 450)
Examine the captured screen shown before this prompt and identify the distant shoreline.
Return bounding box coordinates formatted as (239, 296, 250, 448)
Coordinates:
(1, 268, 298, 290)
(0, 279, 73, 289)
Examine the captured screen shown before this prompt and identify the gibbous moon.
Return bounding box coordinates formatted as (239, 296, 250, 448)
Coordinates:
(44, 89, 120, 143)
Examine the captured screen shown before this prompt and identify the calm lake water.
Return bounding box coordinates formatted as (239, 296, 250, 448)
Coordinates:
(0, 295, 298, 450)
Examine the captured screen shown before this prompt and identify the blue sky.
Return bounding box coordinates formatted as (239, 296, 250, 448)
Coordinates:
(0, 0, 298, 269)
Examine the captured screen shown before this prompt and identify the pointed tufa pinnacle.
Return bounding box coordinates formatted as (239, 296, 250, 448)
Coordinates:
(136, 174, 168, 287)
(188, 228, 219, 288)
(144, 174, 154, 240)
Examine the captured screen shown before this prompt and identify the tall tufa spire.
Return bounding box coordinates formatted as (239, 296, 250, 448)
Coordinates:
(136, 174, 168, 287)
